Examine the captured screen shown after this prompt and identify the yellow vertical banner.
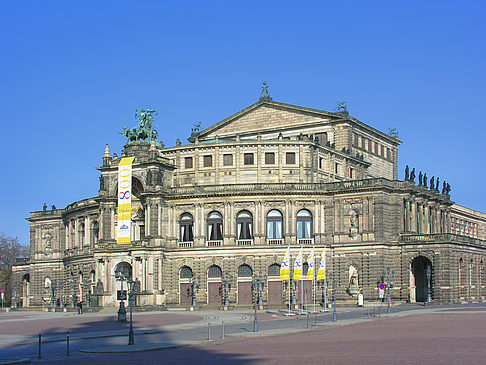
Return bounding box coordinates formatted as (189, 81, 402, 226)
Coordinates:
(117, 157, 135, 244)
(293, 248, 303, 281)
(316, 247, 326, 280)
(280, 247, 290, 281)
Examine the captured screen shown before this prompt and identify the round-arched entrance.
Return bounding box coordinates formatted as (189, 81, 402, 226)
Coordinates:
(179, 266, 193, 306)
(411, 256, 433, 303)
(237, 264, 253, 305)
(207, 265, 222, 305)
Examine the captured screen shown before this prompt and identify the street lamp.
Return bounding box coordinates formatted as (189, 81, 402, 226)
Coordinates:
(328, 273, 337, 322)
(70, 278, 75, 308)
(127, 277, 135, 345)
(252, 273, 267, 332)
(116, 273, 127, 322)
(426, 264, 432, 303)
(383, 268, 394, 314)
(221, 273, 232, 307)
(59, 281, 63, 309)
(190, 276, 199, 308)
(50, 282, 56, 309)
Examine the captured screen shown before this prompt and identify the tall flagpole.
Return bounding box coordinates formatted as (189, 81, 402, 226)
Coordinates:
(300, 243, 304, 314)
(288, 243, 291, 315)
(313, 247, 316, 313)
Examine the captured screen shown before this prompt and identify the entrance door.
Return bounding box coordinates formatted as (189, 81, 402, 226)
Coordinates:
(267, 281, 282, 304)
(238, 282, 252, 304)
(208, 282, 222, 305)
(180, 283, 192, 306)
(412, 256, 432, 302)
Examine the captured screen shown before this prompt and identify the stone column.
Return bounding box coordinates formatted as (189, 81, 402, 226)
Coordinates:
(85, 216, 90, 247)
(158, 204, 162, 236)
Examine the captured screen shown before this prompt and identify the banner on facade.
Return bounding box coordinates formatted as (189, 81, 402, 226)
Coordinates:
(306, 248, 315, 280)
(280, 247, 290, 281)
(117, 157, 135, 244)
(293, 248, 303, 281)
(316, 247, 326, 281)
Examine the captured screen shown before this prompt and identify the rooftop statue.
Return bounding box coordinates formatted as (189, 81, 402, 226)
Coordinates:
(121, 109, 159, 143)
(259, 82, 272, 101)
(337, 101, 347, 112)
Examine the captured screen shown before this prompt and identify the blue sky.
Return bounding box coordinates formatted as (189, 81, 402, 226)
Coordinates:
(1, 1, 485, 246)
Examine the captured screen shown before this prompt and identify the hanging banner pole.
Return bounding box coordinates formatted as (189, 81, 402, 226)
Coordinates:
(117, 157, 135, 244)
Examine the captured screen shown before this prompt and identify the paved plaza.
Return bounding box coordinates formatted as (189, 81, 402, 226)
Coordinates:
(1, 304, 486, 364)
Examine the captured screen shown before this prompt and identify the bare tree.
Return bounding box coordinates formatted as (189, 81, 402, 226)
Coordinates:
(0, 233, 28, 303)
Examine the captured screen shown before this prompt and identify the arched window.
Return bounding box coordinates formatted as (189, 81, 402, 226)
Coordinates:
(207, 212, 223, 241)
(180, 213, 194, 242)
(114, 262, 132, 280)
(237, 211, 253, 240)
(238, 264, 253, 277)
(268, 264, 280, 277)
(208, 265, 222, 278)
(92, 221, 99, 244)
(296, 209, 312, 239)
(180, 266, 193, 279)
(266, 210, 283, 239)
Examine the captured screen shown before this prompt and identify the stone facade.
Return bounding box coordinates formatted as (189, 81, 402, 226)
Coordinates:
(11, 98, 486, 309)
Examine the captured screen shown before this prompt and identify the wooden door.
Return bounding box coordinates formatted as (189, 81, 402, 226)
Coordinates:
(208, 282, 222, 305)
(180, 283, 192, 306)
(267, 281, 283, 304)
(238, 282, 252, 304)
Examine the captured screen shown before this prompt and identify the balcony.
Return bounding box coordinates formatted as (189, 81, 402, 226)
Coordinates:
(178, 241, 193, 248)
(206, 240, 222, 247)
(399, 233, 485, 246)
(237, 239, 253, 246)
(298, 238, 314, 245)
(266, 239, 284, 245)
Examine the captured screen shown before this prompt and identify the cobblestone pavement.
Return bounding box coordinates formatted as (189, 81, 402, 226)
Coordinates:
(1, 304, 485, 364)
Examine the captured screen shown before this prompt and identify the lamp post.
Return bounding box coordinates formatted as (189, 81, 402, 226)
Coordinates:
(59, 281, 63, 309)
(190, 276, 199, 308)
(383, 268, 394, 314)
(327, 273, 337, 322)
(116, 273, 127, 322)
(70, 278, 75, 308)
(426, 264, 432, 303)
(50, 282, 56, 308)
(127, 277, 135, 345)
(221, 273, 232, 307)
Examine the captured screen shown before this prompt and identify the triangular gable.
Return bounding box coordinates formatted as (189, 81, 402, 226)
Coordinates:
(196, 100, 339, 141)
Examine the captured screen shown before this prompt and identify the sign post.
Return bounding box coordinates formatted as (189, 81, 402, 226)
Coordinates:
(1, 290, 4, 308)
(378, 283, 385, 301)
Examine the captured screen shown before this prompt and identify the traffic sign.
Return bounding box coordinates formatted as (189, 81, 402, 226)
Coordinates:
(379, 283, 385, 290)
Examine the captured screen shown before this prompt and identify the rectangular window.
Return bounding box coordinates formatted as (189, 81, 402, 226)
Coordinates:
(319, 157, 324, 169)
(244, 153, 254, 165)
(386, 148, 391, 160)
(368, 139, 372, 151)
(223, 154, 233, 166)
(184, 157, 193, 169)
(203, 155, 212, 167)
(286, 152, 296, 164)
(265, 152, 275, 164)
(381, 145, 384, 157)
(335, 163, 339, 175)
(350, 168, 354, 179)
(375, 142, 378, 154)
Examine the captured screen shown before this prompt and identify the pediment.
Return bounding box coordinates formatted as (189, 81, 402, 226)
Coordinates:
(196, 101, 339, 141)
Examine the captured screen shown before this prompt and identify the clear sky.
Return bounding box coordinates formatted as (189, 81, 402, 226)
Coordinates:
(1, 1, 485, 246)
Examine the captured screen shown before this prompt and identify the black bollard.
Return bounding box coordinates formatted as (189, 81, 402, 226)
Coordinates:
(38, 334, 41, 359)
(207, 322, 211, 341)
(66, 332, 70, 356)
(222, 321, 225, 339)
